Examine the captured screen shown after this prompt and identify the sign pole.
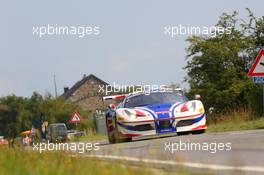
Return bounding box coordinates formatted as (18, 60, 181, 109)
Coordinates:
(263, 84, 264, 114)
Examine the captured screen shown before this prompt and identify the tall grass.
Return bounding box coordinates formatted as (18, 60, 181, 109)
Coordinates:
(207, 108, 257, 124)
(207, 108, 264, 132)
(0, 148, 151, 175)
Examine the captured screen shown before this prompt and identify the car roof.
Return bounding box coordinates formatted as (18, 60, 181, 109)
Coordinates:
(49, 123, 66, 126)
(126, 89, 183, 99)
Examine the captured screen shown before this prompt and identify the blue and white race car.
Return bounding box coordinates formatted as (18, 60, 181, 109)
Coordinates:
(104, 89, 206, 143)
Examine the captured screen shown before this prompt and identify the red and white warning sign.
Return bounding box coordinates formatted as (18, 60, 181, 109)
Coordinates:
(69, 111, 82, 123)
(248, 49, 264, 76)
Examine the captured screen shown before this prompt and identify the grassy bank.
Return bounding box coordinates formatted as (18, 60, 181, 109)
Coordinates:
(0, 148, 153, 175)
(76, 134, 106, 142)
(207, 117, 264, 133)
(0, 148, 209, 175)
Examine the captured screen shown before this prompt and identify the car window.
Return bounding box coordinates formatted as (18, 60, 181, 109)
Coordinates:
(124, 91, 188, 108)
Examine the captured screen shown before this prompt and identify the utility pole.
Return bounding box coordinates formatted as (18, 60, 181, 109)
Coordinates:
(53, 74, 58, 98)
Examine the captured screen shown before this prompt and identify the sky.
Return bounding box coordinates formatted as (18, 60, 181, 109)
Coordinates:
(0, 0, 263, 97)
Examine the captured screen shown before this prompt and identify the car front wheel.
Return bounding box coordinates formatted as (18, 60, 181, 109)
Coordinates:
(106, 115, 131, 144)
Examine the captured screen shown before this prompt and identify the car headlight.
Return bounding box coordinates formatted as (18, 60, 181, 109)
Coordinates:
(124, 109, 135, 117)
(117, 116, 125, 122)
(198, 107, 204, 113)
(119, 110, 136, 120)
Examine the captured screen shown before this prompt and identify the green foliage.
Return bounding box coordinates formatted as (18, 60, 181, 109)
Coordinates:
(0, 92, 94, 138)
(208, 117, 264, 133)
(185, 10, 264, 115)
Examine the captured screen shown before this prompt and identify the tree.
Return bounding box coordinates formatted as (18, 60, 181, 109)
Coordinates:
(0, 93, 92, 138)
(0, 95, 30, 138)
(184, 10, 263, 115)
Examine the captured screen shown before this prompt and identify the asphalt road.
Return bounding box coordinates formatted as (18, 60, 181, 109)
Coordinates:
(83, 130, 264, 175)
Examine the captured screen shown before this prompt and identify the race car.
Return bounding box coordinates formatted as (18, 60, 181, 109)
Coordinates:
(104, 89, 206, 143)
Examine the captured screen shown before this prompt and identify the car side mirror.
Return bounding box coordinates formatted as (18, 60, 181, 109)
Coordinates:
(194, 94, 201, 100)
(108, 104, 116, 109)
(209, 107, 214, 114)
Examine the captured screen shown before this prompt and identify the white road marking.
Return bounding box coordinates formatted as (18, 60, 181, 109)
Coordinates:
(82, 154, 264, 173)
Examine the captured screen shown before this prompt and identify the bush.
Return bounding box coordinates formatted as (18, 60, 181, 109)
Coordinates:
(0, 92, 94, 139)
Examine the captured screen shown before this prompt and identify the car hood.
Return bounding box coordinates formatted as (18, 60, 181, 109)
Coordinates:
(135, 102, 181, 119)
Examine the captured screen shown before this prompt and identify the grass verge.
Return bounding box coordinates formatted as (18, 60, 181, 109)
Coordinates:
(72, 133, 106, 142)
(0, 148, 208, 175)
(0, 148, 154, 175)
(207, 117, 264, 133)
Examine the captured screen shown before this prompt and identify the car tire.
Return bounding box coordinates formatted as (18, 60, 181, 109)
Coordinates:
(112, 115, 124, 143)
(107, 115, 131, 144)
(177, 131, 190, 136)
(106, 116, 116, 144)
(108, 130, 117, 144)
(192, 130, 205, 135)
(125, 138, 132, 142)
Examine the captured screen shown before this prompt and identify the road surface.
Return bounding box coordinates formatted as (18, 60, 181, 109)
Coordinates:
(82, 129, 264, 175)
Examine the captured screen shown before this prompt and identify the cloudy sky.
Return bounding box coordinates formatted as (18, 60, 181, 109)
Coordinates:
(1, 0, 263, 97)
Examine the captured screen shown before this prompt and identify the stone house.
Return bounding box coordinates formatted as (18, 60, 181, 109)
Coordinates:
(62, 74, 109, 113)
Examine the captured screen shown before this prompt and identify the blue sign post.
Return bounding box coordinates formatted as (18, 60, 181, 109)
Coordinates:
(253, 77, 264, 83)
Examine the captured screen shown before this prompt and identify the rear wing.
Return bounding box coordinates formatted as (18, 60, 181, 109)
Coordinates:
(102, 88, 183, 101)
(159, 85, 182, 92)
(103, 94, 127, 101)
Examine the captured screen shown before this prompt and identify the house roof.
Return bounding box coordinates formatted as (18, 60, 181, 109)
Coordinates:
(62, 74, 109, 99)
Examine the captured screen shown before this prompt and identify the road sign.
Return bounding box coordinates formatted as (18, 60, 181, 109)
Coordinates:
(248, 49, 264, 76)
(69, 111, 82, 123)
(253, 77, 264, 83)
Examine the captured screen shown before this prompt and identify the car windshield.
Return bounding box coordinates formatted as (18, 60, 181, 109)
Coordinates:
(124, 91, 188, 108)
(56, 125, 66, 130)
